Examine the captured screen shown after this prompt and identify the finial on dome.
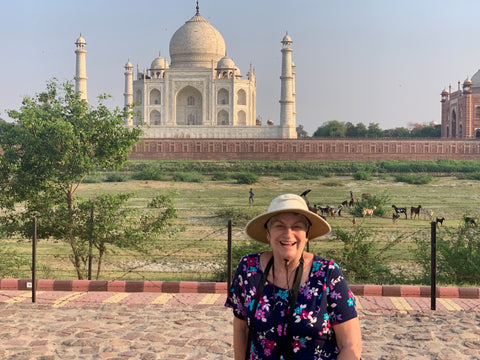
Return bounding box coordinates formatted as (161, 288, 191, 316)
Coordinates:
(196, 0, 200, 15)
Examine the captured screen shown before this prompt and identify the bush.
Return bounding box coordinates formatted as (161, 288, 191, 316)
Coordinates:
(395, 174, 432, 184)
(232, 172, 259, 185)
(327, 226, 405, 284)
(353, 171, 372, 180)
(132, 166, 167, 181)
(413, 222, 480, 285)
(211, 171, 231, 181)
(351, 192, 390, 217)
(172, 172, 204, 183)
(0, 248, 30, 278)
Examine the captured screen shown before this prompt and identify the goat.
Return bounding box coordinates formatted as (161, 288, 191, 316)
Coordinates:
(392, 213, 400, 222)
(319, 206, 331, 217)
(410, 205, 422, 219)
(464, 217, 477, 227)
(352, 217, 357, 226)
(392, 205, 407, 219)
(362, 206, 376, 218)
(422, 208, 434, 219)
(435, 217, 445, 226)
(341, 200, 348, 207)
(334, 204, 343, 217)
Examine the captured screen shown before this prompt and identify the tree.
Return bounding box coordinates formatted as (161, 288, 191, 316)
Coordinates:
(366, 122, 383, 138)
(0, 79, 144, 279)
(69, 192, 179, 280)
(390, 127, 411, 138)
(312, 120, 346, 138)
(296, 124, 309, 138)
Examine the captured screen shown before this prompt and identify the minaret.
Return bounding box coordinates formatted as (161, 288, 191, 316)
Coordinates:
(124, 60, 134, 126)
(74, 34, 88, 101)
(279, 32, 296, 138)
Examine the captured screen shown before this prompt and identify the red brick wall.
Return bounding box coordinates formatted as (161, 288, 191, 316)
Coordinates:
(129, 138, 480, 161)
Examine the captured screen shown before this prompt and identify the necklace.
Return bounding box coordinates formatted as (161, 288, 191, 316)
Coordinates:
(272, 255, 304, 360)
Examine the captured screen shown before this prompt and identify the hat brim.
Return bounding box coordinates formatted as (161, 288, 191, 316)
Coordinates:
(245, 208, 331, 244)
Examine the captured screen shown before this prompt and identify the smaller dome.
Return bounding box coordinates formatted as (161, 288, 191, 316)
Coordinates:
(216, 56, 235, 69)
(150, 55, 169, 70)
(125, 60, 133, 68)
(76, 35, 86, 44)
(464, 76, 472, 85)
(282, 33, 292, 43)
(441, 88, 449, 95)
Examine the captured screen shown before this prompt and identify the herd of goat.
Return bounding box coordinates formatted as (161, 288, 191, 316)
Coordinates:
(300, 190, 477, 227)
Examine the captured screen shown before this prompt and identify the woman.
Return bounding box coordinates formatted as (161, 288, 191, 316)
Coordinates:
(225, 194, 362, 360)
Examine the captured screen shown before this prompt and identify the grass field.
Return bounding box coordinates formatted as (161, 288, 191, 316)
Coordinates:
(2, 172, 480, 285)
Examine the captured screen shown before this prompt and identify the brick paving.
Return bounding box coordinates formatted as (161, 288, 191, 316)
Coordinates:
(1, 288, 480, 359)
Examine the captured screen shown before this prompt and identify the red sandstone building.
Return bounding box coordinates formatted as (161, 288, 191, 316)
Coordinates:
(441, 70, 480, 139)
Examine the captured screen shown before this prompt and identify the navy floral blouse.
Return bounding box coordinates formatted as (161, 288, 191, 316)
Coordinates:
(225, 253, 358, 360)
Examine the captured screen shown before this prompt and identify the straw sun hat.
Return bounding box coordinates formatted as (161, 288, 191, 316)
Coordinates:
(245, 194, 331, 244)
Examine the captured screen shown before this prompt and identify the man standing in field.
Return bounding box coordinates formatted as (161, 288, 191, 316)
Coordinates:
(249, 188, 254, 203)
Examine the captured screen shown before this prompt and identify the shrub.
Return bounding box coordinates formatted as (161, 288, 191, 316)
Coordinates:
(413, 222, 480, 285)
(0, 248, 30, 278)
(232, 172, 259, 185)
(172, 172, 204, 183)
(211, 171, 231, 181)
(132, 166, 167, 181)
(353, 171, 372, 180)
(351, 192, 390, 217)
(395, 174, 432, 184)
(327, 226, 405, 284)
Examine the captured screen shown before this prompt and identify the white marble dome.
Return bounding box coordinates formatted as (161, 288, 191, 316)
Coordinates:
(76, 35, 86, 45)
(169, 13, 226, 68)
(150, 55, 169, 70)
(216, 55, 235, 69)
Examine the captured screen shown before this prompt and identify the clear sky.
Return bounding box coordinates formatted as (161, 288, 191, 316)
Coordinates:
(2, 0, 480, 135)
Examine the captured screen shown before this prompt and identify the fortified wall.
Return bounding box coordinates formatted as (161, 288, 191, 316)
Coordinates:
(129, 138, 480, 161)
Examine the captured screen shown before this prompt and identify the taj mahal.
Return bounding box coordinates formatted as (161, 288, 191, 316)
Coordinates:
(74, 3, 297, 139)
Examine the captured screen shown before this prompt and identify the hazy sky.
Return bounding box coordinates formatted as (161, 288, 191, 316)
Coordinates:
(2, 0, 480, 135)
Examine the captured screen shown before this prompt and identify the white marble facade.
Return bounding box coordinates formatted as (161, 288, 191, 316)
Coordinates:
(122, 5, 297, 139)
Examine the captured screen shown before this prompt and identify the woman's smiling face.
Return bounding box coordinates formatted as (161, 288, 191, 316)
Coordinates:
(266, 212, 309, 261)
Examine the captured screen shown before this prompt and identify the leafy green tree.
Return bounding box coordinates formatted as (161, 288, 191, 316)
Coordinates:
(0, 79, 144, 279)
(366, 122, 383, 138)
(76, 192, 178, 280)
(296, 124, 309, 138)
(312, 120, 346, 138)
(390, 127, 411, 138)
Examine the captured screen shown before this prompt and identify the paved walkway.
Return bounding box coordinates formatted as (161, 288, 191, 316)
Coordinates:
(2, 290, 480, 312)
(1, 290, 480, 359)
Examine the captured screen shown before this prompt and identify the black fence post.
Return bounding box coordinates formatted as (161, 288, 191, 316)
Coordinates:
(227, 220, 232, 291)
(431, 221, 437, 310)
(32, 217, 37, 303)
(88, 197, 95, 280)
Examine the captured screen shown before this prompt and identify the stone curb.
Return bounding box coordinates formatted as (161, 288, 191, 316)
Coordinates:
(1, 279, 480, 298)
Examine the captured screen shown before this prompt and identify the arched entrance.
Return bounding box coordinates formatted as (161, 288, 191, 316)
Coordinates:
(176, 86, 202, 125)
(451, 109, 457, 138)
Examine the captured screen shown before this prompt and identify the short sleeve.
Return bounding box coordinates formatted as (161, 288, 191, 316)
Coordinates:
(325, 260, 358, 325)
(225, 254, 258, 320)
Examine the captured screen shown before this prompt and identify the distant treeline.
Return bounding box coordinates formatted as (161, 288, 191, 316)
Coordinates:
(297, 120, 441, 138)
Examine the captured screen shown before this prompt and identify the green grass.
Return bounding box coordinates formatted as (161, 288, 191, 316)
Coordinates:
(2, 170, 480, 284)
